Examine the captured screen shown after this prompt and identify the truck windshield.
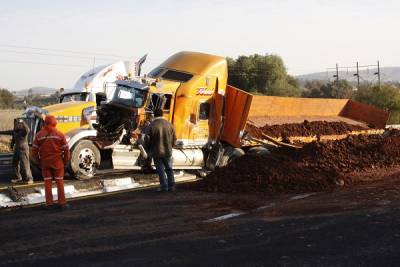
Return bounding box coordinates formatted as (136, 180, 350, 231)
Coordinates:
(60, 93, 88, 103)
(148, 68, 193, 82)
(112, 85, 148, 108)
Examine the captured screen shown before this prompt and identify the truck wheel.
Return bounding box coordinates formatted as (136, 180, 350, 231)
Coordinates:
(68, 140, 100, 180)
(218, 146, 245, 167)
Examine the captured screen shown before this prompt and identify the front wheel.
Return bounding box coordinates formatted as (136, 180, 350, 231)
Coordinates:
(68, 140, 101, 180)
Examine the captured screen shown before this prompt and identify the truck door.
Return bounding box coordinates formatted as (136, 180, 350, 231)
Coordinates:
(190, 100, 211, 144)
(188, 75, 217, 145)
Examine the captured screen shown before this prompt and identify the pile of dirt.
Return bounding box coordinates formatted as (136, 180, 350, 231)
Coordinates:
(198, 130, 400, 194)
(259, 120, 367, 138)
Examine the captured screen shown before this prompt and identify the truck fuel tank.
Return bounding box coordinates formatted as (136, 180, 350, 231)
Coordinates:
(111, 145, 204, 170)
(171, 148, 203, 169)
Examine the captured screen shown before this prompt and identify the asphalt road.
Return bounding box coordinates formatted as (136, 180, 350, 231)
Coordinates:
(1, 176, 400, 266)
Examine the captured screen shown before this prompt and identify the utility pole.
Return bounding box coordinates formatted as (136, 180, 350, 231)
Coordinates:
(327, 61, 381, 89)
(333, 63, 339, 84)
(353, 61, 360, 89)
(374, 61, 381, 89)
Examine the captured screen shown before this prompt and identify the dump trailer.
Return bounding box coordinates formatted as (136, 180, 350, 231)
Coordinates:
(247, 95, 388, 129)
(224, 88, 389, 147)
(74, 51, 389, 179)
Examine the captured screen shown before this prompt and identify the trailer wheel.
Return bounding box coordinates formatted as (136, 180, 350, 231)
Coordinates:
(68, 140, 100, 180)
(218, 146, 245, 167)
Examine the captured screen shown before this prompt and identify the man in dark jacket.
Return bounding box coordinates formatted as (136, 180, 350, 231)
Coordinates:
(146, 108, 177, 192)
(11, 119, 33, 184)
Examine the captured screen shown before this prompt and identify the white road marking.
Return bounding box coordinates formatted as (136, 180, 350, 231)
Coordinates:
(290, 193, 316, 201)
(205, 212, 246, 223)
(205, 202, 276, 223)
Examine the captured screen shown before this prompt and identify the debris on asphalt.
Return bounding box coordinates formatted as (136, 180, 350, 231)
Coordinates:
(196, 130, 400, 194)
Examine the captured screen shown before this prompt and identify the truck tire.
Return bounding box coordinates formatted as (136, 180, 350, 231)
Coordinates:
(218, 146, 245, 167)
(68, 140, 100, 180)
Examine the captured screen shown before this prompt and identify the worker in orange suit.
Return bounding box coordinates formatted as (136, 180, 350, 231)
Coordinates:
(32, 115, 70, 209)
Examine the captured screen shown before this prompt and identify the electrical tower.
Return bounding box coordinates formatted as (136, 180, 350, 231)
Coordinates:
(326, 61, 381, 89)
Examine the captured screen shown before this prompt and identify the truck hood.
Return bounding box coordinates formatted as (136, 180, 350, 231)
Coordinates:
(44, 101, 96, 116)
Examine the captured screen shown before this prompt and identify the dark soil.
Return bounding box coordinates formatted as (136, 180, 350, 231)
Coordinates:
(259, 120, 367, 138)
(197, 130, 400, 194)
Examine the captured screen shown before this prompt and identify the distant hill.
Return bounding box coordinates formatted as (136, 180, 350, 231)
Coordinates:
(14, 87, 57, 96)
(296, 67, 400, 83)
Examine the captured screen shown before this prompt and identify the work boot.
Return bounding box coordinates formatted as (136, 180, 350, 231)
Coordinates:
(168, 187, 176, 193)
(156, 188, 168, 193)
(41, 204, 56, 211)
(11, 178, 23, 184)
(57, 203, 70, 210)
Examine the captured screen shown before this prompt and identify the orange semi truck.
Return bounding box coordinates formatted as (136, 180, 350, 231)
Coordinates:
(73, 51, 388, 179)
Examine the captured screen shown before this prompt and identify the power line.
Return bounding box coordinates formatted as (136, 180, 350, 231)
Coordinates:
(326, 64, 377, 70)
(0, 49, 120, 61)
(0, 44, 131, 59)
(326, 61, 382, 87)
(0, 60, 89, 68)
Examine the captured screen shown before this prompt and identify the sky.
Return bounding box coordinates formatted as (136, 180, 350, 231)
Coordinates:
(0, 0, 399, 90)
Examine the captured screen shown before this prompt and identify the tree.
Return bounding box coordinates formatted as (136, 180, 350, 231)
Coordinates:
(0, 88, 14, 109)
(302, 80, 325, 98)
(227, 54, 300, 96)
(302, 79, 353, 99)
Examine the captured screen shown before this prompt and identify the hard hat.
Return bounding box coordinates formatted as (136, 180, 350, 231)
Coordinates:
(44, 115, 57, 127)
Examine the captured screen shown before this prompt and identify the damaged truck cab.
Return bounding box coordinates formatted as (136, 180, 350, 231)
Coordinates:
(90, 51, 241, 175)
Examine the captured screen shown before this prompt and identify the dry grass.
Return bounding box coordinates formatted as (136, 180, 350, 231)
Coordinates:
(0, 110, 23, 152)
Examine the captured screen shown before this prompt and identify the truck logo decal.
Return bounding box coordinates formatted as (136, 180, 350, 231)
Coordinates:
(55, 116, 81, 123)
(196, 88, 213, 96)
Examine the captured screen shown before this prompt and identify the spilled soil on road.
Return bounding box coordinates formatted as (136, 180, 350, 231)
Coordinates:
(196, 129, 400, 194)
